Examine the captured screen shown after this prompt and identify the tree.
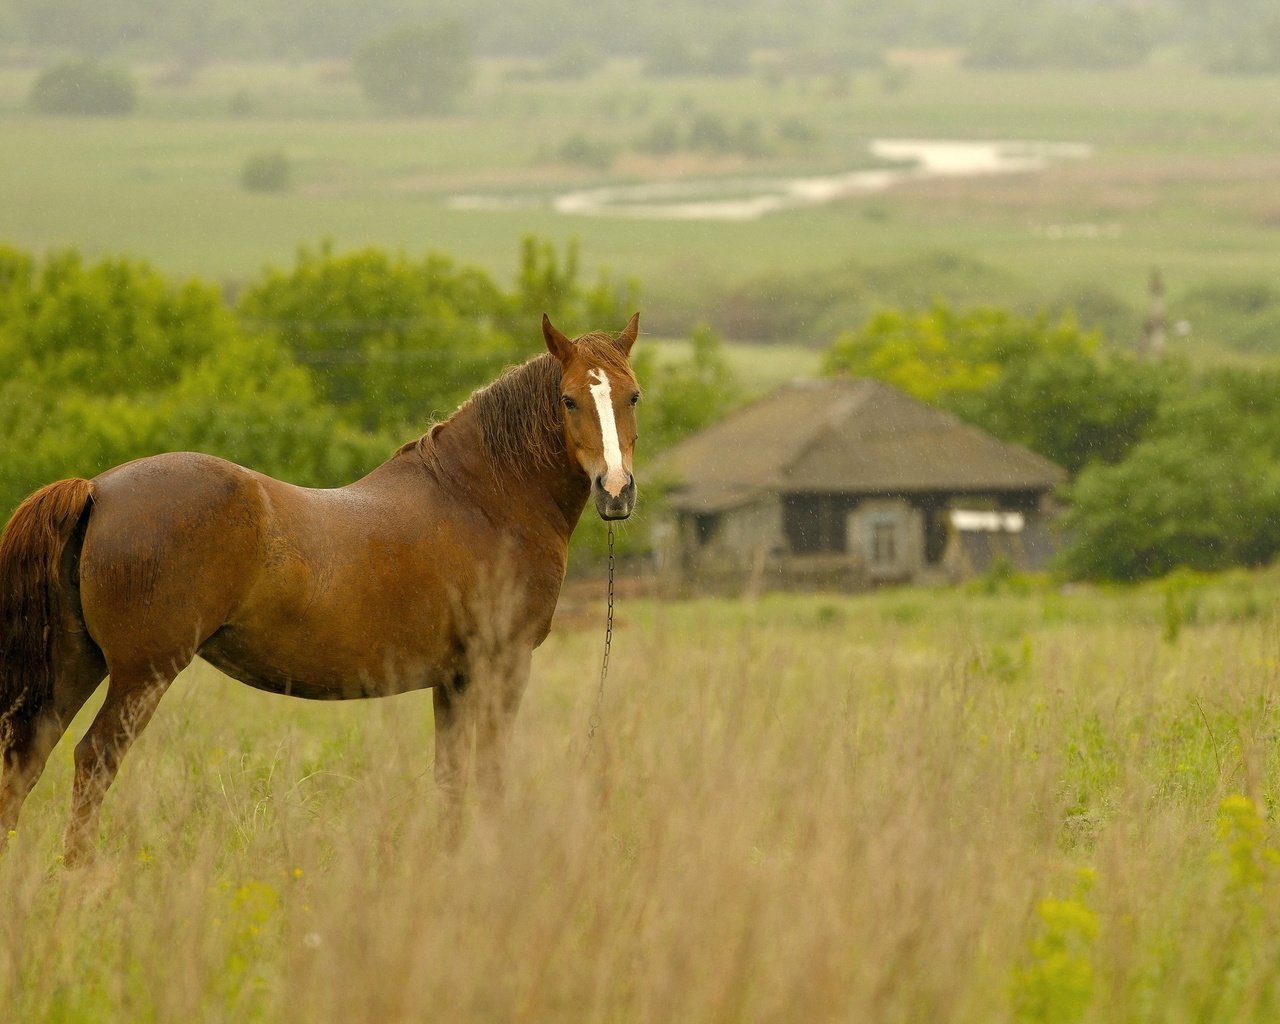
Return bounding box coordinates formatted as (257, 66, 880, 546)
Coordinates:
(240, 150, 291, 192)
(28, 60, 137, 116)
(0, 247, 391, 518)
(240, 237, 637, 434)
(1059, 366, 1280, 580)
(822, 303, 1163, 474)
(1059, 436, 1280, 582)
(353, 20, 473, 115)
(0, 247, 233, 393)
(512, 236, 639, 337)
(946, 349, 1165, 474)
(0, 340, 390, 518)
(239, 242, 515, 431)
(823, 304, 1075, 404)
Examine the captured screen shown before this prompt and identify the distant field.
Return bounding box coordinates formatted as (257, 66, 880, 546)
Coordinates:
(4, 574, 1280, 1020)
(647, 335, 821, 393)
(1, 58, 1279, 342)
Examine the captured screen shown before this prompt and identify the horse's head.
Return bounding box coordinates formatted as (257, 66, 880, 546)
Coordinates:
(543, 313, 641, 521)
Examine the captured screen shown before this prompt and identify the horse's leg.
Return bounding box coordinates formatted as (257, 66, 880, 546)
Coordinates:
(0, 632, 106, 849)
(62, 666, 175, 867)
(474, 650, 532, 813)
(433, 678, 473, 848)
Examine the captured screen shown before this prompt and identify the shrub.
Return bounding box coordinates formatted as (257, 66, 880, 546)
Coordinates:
(644, 36, 701, 77)
(776, 116, 820, 148)
(28, 60, 137, 116)
(228, 90, 259, 117)
(240, 151, 291, 193)
(637, 119, 682, 156)
(541, 43, 604, 80)
(688, 112, 731, 152)
(557, 133, 615, 170)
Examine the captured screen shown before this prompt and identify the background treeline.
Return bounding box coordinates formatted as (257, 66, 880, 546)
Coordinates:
(2, 238, 1277, 584)
(3, 0, 1278, 74)
(659, 251, 1280, 364)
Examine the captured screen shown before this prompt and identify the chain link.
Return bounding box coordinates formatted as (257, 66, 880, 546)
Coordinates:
(588, 522, 614, 741)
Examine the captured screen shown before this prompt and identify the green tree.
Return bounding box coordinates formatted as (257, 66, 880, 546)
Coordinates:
(239, 242, 515, 432)
(644, 35, 701, 76)
(0, 247, 392, 517)
(240, 150, 291, 192)
(240, 237, 636, 434)
(823, 304, 1076, 403)
(0, 340, 390, 518)
(1060, 436, 1280, 582)
(822, 303, 1162, 474)
(512, 236, 639, 336)
(947, 349, 1165, 474)
(353, 20, 473, 115)
(0, 247, 234, 393)
(28, 60, 137, 115)
(1059, 366, 1280, 580)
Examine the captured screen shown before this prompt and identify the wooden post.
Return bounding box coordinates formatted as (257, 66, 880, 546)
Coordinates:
(1140, 267, 1167, 361)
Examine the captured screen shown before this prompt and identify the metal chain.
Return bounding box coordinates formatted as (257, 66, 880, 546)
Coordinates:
(588, 522, 615, 741)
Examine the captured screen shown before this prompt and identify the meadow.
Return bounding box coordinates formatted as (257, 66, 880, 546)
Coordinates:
(4, 48, 1280, 1019)
(3, 569, 1279, 1022)
(2, 56, 1279, 344)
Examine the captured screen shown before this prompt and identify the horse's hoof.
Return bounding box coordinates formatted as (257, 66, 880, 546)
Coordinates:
(60, 841, 95, 870)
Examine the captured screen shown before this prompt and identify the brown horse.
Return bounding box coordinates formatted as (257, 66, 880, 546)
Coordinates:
(0, 314, 641, 864)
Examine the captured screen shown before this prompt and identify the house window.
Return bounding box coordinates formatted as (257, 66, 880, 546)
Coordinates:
(783, 494, 846, 554)
(871, 520, 898, 567)
(692, 512, 721, 547)
(864, 511, 908, 574)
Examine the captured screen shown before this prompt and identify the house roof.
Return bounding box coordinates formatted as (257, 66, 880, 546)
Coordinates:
(658, 378, 1068, 513)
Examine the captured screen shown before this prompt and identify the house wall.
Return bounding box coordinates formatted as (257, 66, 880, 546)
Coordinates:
(674, 498, 785, 589)
(846, 497, 925, 583)
(669, 488, 1059, 593)
(943, 508, 1059, 575)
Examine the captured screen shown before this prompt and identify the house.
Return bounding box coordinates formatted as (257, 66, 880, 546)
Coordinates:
(656, 377, 1067, 591)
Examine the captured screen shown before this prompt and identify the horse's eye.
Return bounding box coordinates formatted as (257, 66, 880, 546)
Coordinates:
(561, 395, 577, 411)
(630, 392, 641, 407)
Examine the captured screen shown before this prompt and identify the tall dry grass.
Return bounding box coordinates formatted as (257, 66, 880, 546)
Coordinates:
(2, 580, 1279, 1022)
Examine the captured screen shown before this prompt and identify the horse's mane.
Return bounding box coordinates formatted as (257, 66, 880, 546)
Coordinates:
(404, 332, 631, 480)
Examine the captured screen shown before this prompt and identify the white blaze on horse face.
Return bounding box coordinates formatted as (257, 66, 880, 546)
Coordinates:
(588, 368, 627, 497)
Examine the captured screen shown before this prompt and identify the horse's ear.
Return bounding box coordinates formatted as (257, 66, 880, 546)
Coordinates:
(542, 314, 573, 364)
(615, 312, 640, 356)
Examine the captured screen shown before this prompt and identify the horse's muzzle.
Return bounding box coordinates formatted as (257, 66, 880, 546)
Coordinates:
(594, 474, 636, 521)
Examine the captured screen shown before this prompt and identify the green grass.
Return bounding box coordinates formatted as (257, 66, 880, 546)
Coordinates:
(4, 569, 1280, 1020)
(2, 57, 1279, 341)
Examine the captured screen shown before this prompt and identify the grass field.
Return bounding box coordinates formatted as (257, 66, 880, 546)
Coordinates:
(3, 570, 1280, 1021)
(2, 57, 1279, 344)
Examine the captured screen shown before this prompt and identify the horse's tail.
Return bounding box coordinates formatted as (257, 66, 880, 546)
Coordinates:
(0, 479, 95, 753)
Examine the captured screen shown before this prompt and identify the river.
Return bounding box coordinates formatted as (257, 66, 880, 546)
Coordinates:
(447, 139, 1092, 222)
